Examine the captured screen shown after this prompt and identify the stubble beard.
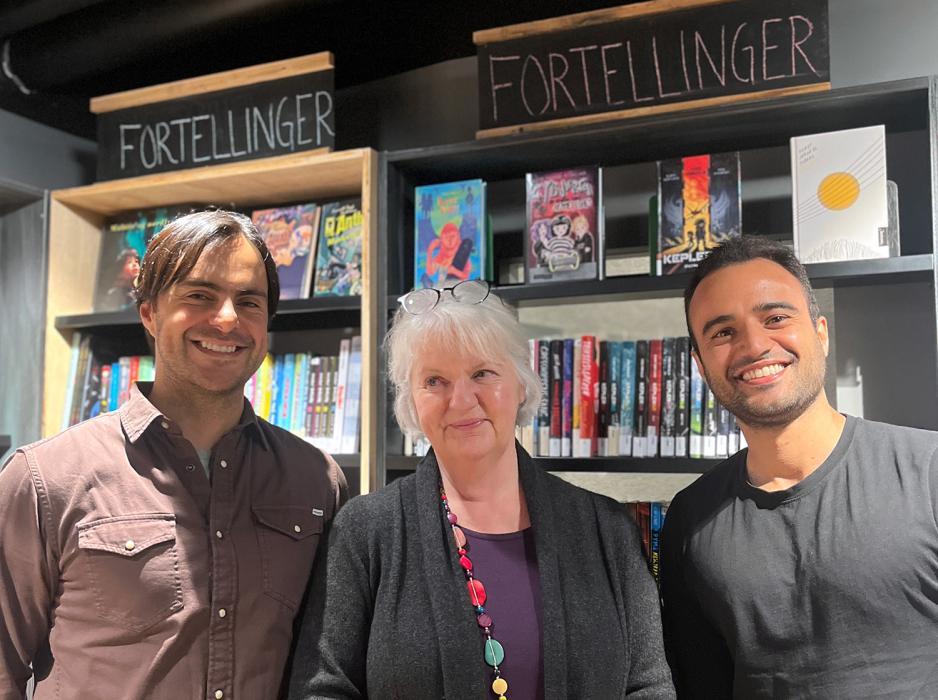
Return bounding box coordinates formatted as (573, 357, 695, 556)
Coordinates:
(703, 348, 827, 429)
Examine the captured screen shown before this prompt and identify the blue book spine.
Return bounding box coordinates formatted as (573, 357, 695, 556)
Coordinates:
(561, 338, 574, 457)
(650, 502, 663, 585)
(270, 355, 283, 427)
(109, 361, 121, 412)
(619, 341, 636, 455)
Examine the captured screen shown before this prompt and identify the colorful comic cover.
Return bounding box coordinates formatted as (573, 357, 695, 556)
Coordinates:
(525, 167, 602, 284)
(313, 199, 364, 297)
(252, 203, 321, 300)
(93, 205, 192, 312)
(414, 179, 486, 289)
(656, 152, 741, 275)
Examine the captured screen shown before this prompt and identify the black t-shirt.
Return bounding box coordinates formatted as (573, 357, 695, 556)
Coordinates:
(661, 416, 938, 698)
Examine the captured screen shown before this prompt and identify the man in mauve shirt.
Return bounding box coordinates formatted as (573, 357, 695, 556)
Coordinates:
(0, 210, 347, 700)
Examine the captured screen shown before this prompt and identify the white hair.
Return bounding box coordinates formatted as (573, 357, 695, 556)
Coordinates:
(385, 291, 542, 438)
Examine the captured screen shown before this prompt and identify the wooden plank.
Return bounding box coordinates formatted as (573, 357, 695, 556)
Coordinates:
(91, 52, 334, 114)
(477, 83, 831, 139)
(53, 148, 366, 216)
(473, 0, 734, 44)
(359, 150, 380, 495)
(42, 200, 107, 437)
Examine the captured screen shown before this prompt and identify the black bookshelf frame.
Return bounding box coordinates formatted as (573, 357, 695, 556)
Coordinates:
(376, 77, 938, 489)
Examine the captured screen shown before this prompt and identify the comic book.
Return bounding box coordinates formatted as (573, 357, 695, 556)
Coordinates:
(251, 203, 320, 300)
(313, 199, 364, 297)
(414, 180, 487, 289)
(656, 152, 741, 275)
(93, 205, 192, 312)
(525, 167, 602, 284)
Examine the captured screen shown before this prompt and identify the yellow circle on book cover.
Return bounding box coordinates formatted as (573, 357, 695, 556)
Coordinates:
(817, 172, 860, 210)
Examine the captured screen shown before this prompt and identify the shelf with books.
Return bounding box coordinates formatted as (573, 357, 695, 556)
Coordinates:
(376, 77, 938, 491)
(43, 148, 381, 495)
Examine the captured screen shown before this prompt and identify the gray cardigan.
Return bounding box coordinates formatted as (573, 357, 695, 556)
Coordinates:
(288, 443, 675, 699)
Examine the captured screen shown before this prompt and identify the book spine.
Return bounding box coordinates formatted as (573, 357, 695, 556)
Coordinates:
(99, 363, 112, 415)
(703, 384, 718, 458)
(728, 411, 739, 455)
(608, 341, 621, 457)
(292, 353, 308, 435)
(674, 337, 691, 457)
(561, 338, 573, 457)
(689, 356, 704, 458)
(651, 502, 663, 586)
(618, 341, 636, 456)
(280, 353, 295, 429)
(572, 338, 581, 457)
(306, 356, 321, 439)
(579, 335, 596, 457)
(646, 339, 663, 458)
(270, 355, 283, 427)
(332, 339, 352, 455)
(598, 341, 610, 456)
(341, 336, 363, 454)
(633, 340, 648, 458)
(117, 356, 131, 407)
(549, 339, 562, 457)
(537, 339, 551, 457)
(716, 400, 730, 458)
(659, 338, 676, 458)
(61, 332, 83, 430)
(71, 336, 93, 426)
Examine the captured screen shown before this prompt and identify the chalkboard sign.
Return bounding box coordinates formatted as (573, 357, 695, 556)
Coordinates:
(476, 0, 829, 137)
(94, 54, 334, 180)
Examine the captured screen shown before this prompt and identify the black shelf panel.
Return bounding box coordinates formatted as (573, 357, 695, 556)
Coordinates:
(0, 434, 11, 457)
(385, 454, 721, 475)
(330, 453, 360, 469)
(387, 78, 932, 181)
(55, 296, 362, 334)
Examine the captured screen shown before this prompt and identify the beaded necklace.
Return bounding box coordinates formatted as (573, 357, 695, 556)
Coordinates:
(440, 484, 510, 699)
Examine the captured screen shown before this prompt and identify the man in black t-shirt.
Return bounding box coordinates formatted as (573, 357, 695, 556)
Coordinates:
(661, 236, 938, 698)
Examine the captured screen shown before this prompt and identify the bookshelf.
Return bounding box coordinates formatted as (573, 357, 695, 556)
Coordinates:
(376, 77, 938, 490)
(43, 148, 379, 495)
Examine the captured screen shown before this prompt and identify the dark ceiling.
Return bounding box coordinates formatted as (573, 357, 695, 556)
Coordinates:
(0, 0, 630, 141)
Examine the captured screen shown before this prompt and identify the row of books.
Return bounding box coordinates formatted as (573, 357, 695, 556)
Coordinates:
(92, 199, 364, 313)
(61, 333, 156, 429)
(626, 501, 669, 587)
(413, 124, 895, 293)
(244, 337, 363, 454)
(518, 336, 747, 460)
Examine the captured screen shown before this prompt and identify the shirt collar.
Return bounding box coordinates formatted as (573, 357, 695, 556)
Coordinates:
(119, 382, 271, 450)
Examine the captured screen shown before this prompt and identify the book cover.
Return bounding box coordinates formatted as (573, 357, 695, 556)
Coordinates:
(525, 167, 601, 284)
(657, 152, 741, 275)
(414, 179, 486, 289)
(791, 125, 890, 263)
(313, 199, 364, 297)
(93, 206, 191, 312)
(252, 204, 320, 300)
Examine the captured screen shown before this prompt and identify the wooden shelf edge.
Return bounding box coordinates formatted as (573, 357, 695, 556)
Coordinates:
(385, 454, 720, 475)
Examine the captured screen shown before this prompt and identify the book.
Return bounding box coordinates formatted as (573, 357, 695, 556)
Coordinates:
(657, 152, 742, 275)
(251, 204, 320, 300)
(61, 332, 83, 430)
(414, 179, 487, 289)
(608, 341, 621, 457)
(332, 339, 352, 455)
(549, 340, 563, 457)
(791, 125, 890, 263)
(598, 341, 610, 456)
(562, 339, 574, 457)
(313, 199, 364, 297)
(618, 341, 636, 456)
(703, 384, 718, 458)
(93, 206, 190, 312)
(659, 338, 676, 458)
(689, 357, 704, 458)
(579, 335, 597, 457)
(341, 336, 363, 454)
(525, 168, 602, 284)
(646, 340, 663, 458)
(633, 340, 649, 458)
(674, 337, 691, 457)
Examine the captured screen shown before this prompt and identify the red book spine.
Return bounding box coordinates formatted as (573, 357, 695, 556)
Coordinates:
(579, 335, 596, 456)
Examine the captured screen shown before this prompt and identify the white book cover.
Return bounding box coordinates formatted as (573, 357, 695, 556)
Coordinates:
(341, 336, 363, 454)
(791, 125, 890, 263)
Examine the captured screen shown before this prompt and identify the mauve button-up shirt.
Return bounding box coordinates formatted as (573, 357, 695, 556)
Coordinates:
(0, 383, 347, 700)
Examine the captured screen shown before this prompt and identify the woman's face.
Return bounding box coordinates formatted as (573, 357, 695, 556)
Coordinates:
(411, 342, 523, 467)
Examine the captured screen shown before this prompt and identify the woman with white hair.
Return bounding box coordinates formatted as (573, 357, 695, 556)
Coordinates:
(288, 280, 674, 699)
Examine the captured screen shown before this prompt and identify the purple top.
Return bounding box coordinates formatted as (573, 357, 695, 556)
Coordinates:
(462, 527, 544, 700)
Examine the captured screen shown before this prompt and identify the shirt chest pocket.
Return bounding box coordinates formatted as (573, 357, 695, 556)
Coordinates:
(253, 505, 324, 611)
(76, 514, 183, 632)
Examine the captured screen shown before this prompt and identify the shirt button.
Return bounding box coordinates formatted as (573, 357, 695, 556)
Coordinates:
(215, 530, 224, 539)
(124, 539, 136, 551)
(219, 459, 228, 469)
(214, 691, 224, 699)
(161, 421, 170, 429)
(186, 464, 195, 472)
(293, 524, 301, 533)
(218, 608, 227, 618)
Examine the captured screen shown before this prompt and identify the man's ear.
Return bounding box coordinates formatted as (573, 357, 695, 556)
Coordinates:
(139, 301, 156, 338)
(816, 315, 830, 357)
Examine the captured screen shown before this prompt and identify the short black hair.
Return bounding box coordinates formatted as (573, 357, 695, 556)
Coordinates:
(684, 236, 819, 351)
(135, 209, 280, 320)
